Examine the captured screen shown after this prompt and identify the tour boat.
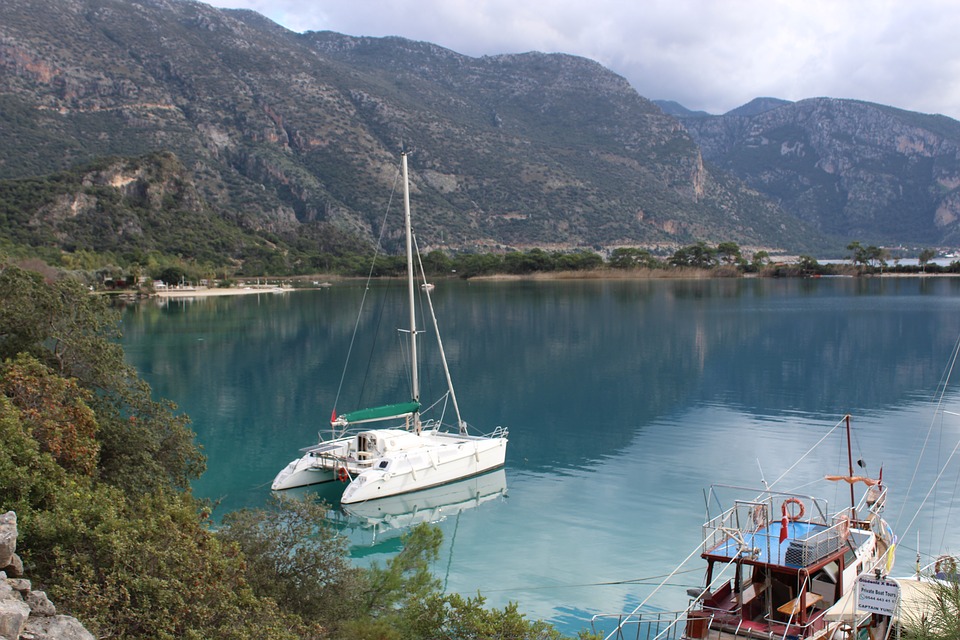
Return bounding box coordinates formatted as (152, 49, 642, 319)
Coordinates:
(594, 415, 895, 640)
(271, 153, 508, 503)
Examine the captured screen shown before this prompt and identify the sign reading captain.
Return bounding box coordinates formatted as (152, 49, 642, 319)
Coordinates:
(857, 576, 899, 616)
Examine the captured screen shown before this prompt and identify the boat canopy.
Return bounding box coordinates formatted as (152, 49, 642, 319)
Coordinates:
(336, 401, 421, 425)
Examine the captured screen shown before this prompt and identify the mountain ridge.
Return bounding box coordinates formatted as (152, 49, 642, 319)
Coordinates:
(1, 0, 959, 269)
(0, 0, 822, 262)
(680, 97, 960, 245)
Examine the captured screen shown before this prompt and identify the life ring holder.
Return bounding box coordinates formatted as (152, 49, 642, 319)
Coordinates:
(751, 504, 768, 530)
(935, 554, 958, 576)
(836, 514, 850, 540)
(337, 466, 349, 483)
(782, 497, 805, 522)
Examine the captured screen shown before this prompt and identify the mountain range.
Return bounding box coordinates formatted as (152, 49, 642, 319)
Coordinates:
(2, 0, 960, 268)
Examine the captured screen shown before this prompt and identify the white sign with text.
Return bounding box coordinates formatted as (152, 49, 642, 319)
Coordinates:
(857, 576, 899, 616)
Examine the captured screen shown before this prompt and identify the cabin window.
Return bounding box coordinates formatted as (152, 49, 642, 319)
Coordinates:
(379, 460, 389, 469)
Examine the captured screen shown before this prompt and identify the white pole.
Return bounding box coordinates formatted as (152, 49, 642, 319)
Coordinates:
(401, 153, 420, 431)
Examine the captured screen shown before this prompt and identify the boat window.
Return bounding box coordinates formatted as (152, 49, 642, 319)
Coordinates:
(819, 561, 839, 584)
(379, 461, 389, 469)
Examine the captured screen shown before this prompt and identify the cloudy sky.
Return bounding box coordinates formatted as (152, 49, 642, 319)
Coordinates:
(204, 0, 960, 120)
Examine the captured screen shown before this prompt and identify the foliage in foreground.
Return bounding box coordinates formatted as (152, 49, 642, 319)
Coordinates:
(220, 496, 572, 640)
(902, 579, 960, 640)
(0, 261, 578, 639)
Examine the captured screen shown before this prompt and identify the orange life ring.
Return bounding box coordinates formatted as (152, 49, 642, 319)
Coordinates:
(836, 514, 850, 540)
(781, 497, 805, 521)
(337, 466, 349, 482)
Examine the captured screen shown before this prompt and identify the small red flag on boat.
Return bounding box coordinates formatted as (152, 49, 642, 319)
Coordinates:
(779, 515, 789, 544)
(330, 409, 336, 423)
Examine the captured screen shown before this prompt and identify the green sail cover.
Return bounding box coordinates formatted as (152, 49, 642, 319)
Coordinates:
(338, 401, 420, 424)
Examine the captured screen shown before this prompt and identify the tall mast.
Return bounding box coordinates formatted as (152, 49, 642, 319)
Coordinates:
(845, 414, 856, 518)
(402, 153, 420, 424)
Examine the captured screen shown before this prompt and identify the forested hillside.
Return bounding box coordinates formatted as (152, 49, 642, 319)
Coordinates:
(0, 0, 818, 274)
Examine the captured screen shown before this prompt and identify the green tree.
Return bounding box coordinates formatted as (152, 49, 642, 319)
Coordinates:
(554, 251, 603, 271)
(796, 255, 822, 276)
(0, 354, 99, 476)
(750, 250, 770, 271)
(504, 249, 555, 274)
(716, 242, 743, 266)
(847, 241, 887, 270)
(158, 265, 188, 286)
(219, 493, 363, 625)
(0, 264, 204, 494)
(0, 394, 311, 640)
(847, 241, 867, 267)
(608, 248, 660, 270)
(454, 253, 504, 278)
(669, 242, 718, 269)
(422, 249, 453, 275)
(919, 248, 937, 273)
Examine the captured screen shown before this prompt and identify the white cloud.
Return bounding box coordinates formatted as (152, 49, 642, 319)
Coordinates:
(205, 0, 960, 119)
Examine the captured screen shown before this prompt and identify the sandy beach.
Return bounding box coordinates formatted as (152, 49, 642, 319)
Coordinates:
(155, 285, 297, 298)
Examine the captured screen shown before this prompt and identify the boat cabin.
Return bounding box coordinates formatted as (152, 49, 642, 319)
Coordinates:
(356, 429, 425, 458)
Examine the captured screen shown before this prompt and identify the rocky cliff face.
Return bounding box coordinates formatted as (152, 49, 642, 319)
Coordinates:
(0, 0, 816, 253)
(0, 512, 94, 640)
(682, 98, 960, 245)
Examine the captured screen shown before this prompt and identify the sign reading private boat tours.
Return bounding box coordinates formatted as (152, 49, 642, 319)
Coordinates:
(857, 576, 899, 616)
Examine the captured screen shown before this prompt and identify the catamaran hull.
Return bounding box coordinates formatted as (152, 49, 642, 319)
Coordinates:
(271, 435, 357, 491)
(340, 436, 507, 504)
(271, 456, 337, 490)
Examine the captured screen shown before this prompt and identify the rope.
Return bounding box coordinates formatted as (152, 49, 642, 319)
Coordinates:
(893, 332, 960, 547)
(604, 538, 735, 640)
(767, 416, 846, 490)
(476, 567, 703, 594)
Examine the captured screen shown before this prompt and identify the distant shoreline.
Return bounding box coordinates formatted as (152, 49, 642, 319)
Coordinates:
(137, 268, 958, 298)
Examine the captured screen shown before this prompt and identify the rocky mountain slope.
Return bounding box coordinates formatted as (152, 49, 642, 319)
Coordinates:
(679, 98, 960, 246)
(0, 0, 817, 259)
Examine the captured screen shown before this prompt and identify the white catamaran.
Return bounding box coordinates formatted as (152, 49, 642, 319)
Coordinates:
(271, 153, 509, 504)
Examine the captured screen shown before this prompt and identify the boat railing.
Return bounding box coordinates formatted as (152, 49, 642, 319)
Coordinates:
(703, 497, 848, 567)
(702, 500, 771, 553)
(786, 521, 847, 567)
(852, 483, 887, 519)
(705, 485, 831, 526)
(591, 609, 690, 640)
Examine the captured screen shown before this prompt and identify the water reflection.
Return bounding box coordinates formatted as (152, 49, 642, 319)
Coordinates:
(119, 277, 960, 634)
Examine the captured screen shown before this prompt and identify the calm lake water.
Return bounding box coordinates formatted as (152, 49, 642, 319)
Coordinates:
(119, 277, 960, 635)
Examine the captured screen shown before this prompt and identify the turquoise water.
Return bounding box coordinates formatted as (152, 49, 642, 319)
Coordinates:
(119, 277, 960, 635)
